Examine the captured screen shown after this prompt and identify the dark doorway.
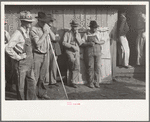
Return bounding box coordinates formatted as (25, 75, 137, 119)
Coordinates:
(117, 5, 146, 66)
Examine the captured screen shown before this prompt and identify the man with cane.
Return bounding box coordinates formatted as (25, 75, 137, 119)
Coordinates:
(30, 12, 51, 99)
(45, 14, 62, 87)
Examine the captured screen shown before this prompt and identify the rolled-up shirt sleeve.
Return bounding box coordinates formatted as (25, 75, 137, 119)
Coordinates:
(30, 28, 40, 48)
(5, 31, 22, 61)
(62, 32, 72, 48)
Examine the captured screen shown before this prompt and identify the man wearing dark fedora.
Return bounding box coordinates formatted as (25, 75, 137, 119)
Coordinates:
(5, 11, 37, 100)
(82, 20, 105, 88)
(30, 12, 52, 99)
(45, 14, 62, 87)
(62, 20, 83, 88)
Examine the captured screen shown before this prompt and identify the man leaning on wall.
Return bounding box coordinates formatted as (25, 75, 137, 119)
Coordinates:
(62, 20, 83, 88)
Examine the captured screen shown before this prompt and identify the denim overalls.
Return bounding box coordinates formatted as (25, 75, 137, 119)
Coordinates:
(15, 29, 37, 100)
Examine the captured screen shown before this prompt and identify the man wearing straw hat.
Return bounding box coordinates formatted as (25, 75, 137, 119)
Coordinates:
(30, 12, 52, 99)
(82, 21, 105, 88)
(63, 20, 83, 88)
(5, 11, 37, 100)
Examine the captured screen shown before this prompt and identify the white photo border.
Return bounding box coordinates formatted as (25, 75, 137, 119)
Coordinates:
(1, 1, 149, 121)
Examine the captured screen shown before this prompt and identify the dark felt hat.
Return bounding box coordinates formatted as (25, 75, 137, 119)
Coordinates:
(70, 20, 79, 27)
(35, 12, 50, 22)
(89, 21, 99, 28)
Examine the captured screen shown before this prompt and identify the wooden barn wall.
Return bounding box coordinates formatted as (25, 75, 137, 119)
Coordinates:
(5, 5, 118, 76)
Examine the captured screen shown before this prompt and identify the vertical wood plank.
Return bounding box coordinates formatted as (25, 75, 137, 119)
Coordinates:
(101, 9, 107, 27)
(74, 8, 81, 27)
(53, 9, 64, 29)
(80, 9, 86, 28)
(85, 8, 96, 29)
(64, 9, 74, 29)
(96, 7, 102, 27)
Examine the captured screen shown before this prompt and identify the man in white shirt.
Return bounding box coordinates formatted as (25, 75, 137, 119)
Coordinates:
(5, 11, 37, 100)
(62, 20, 83, 88)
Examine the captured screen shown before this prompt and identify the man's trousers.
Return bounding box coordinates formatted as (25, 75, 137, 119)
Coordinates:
(66, 51, 80, 85)
(85, 54, 102, 84)
(15, 61, 37, 100)
(118, 36, 130, 66)
(33, 52, 48, 98)
(136, 31, 145, 65)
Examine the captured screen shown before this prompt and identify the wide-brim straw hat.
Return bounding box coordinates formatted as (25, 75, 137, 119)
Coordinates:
(19, 11, 35, 22)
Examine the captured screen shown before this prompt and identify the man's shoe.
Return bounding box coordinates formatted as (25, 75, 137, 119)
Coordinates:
(94, 83, 100, 88)
(48, 83, 59, 87)
(70, 84, 77, 88)
(89, 83, 95, 88)
(42, 94, 50, 100)
(124, 65, 133, 68)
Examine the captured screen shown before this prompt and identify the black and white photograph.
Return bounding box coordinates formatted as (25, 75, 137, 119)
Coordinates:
(1, 1, 149, 121)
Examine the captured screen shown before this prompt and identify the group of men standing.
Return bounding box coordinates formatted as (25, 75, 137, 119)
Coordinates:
(5, 11, 105, 100)
(5, 9, 145, 100)
(118, 10, 146, 68)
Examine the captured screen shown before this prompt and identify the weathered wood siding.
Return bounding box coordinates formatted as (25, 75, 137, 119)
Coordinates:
(5, 5, 118, 82)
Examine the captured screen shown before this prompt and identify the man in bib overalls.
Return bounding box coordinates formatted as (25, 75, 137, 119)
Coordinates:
(5, 11, 37, 100)
(82, 21, 105, 88)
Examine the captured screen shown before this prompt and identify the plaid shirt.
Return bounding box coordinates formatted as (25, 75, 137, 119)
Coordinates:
(82, 31, 102, 56)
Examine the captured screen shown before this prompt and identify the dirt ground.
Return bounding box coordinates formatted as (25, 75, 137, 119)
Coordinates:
(5, 76, 145, 100)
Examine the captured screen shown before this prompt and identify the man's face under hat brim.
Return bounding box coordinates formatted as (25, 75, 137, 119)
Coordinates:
(89, 25, 99, 28)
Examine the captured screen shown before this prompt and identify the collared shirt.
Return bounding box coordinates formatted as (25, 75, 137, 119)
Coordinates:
(82, 30, 102, 56)
(30, 24, 50, 54)
(63, 30, 83, 50)
(118, 14, 129, 36)
(5, 27, 29, 61)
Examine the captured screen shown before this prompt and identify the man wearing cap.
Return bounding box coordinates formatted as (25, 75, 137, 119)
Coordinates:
(45, 14, 62, 87)
(82, 21, 105, 88)
(5, 11, 37, 100)
(62, 20, 83, 88)
(30, 12, 53, 99)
